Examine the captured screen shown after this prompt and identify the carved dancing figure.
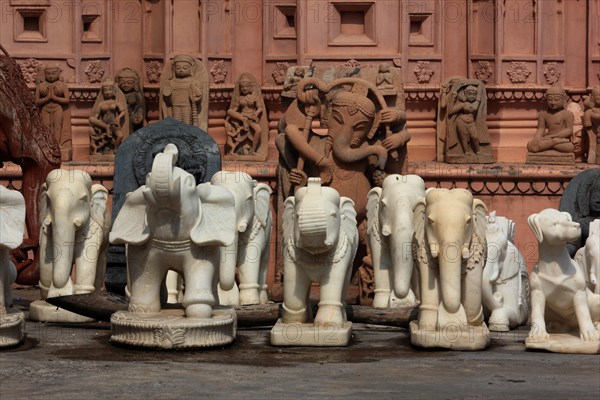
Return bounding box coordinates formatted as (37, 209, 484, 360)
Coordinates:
(583, 86, 600, 164)
(89, 78, 129, 156)
(116, 67, 146, 132)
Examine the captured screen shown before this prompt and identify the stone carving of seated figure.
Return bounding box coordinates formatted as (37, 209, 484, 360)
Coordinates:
(527, 86, 575, 164)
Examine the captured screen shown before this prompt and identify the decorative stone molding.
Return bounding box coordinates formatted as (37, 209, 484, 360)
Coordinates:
(543, 62, 561, 85)
(84, 60, 105, 83)
(146, 61, 162, 84)
(474, 61, 493, 83)
(345, 59, 361, 68)
(506, 62, 532, 84)
(271, 62, 289, 84)
(413, 61, 434, 84)
(210, 60, 228, 84)
(18, 58, 41, 83)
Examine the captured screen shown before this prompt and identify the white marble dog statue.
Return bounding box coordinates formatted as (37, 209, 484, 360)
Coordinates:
(526, 209, 600, 354)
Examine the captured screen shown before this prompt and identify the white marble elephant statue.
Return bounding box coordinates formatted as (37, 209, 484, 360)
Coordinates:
(483, 212, 529, 331)
(110, 144, 237, 318)
(366, 174, 425, 308)
(575, 219, 600, 295)
(281, 178, 358, 326)
(38, 169, 110, 299)
(411, 188, 489, 350)
(0, 185, 25, 314)
(211, 171, 273, 306)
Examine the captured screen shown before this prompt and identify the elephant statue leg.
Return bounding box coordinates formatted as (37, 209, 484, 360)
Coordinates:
(182, 256, 217, 319)
(127, 246, 165, 314)
(282, 261, 311, 323)
(165, 270, 183, 304)
(371, 239, 394, 308)
(462, 265, 485, 326)
(257, 243, 270, 304)
(237, 241, 261, 306)
(416, 264, 439, 330)
(315, 263, 350, 326)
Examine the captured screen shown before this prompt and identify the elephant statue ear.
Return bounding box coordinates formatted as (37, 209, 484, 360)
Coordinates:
(109, 187, 150, 245)
(282, 196, 295, 245)
(366, 187, 382, 236)
(253, 183, 272, 228)
(191, 183, 237, 247)
(0, 186, 25, 249)
(472, 199, 488, 247)
(90, 184, 110, 232)
(340, 197, 358, 246)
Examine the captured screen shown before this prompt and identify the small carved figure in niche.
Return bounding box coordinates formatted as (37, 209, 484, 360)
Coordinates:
(282, 66, 306, 98)
(437, 77, 493, 163)
(159, 54, 209, 130)
(89, 78, 129, 158)
(376, 63, 395, 93)
(567, 102, 585, 162)
(224, 73, 268, 159)
(526, 86, 575, 164)
(35, 64, 71, 161)
(583, 86, 600, 164)
(116, 67, 146, 133)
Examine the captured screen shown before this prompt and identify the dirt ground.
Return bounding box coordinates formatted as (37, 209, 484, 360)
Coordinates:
(1, 288, 599, 400)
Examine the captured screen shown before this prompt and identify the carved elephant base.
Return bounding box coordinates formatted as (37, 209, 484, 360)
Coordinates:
(409, 321, 490, 351)
(110, 308, 236, 349)
(29, 300, 95, 323)
(525, 332, 600, 354)
(270, 319, 352, 347)
(0, 310, 25, 347)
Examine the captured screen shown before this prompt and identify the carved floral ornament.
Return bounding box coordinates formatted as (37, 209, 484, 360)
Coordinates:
(85, 60, 105, 83)
(345, 59, 361, 68)
(474, 61, 493, 83)
(19, 58, 41, 84)
(210, 60, 228, 84)
(271, 62, 289, 84)
(146, 61, 162, 84)
(413, 61, 434, 84)
(506, 61, 532, 84)
(543, 62, 561, 85)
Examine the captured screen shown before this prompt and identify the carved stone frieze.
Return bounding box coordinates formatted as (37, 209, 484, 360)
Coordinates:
(272, 62, 289, 84)
(474, 61, 493, 83)
(18, 58, 41, 83)
(544, 62, 561, 85)
(210, 60, 228, 84)
(146, 61, 162, 84)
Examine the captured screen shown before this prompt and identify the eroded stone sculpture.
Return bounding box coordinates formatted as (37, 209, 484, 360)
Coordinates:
(526, 86, 575, 165)
(29, 170, 110, 323)
(116, 67, 146, 133)
(526, 209, 600, 354)
(366, 174, 425, 308)
(89, 78, 129, 160)
(271, 178, 358, 346)
(159, 55, 209, 131)
(211, 171, 272, 306)
(109, 144, 237, 349)
(575, 219, 600, 295)
(0, 185, 25, 347)
(281, 66, 306, 99)
(483, 212, 529, 331)
(35, 64, 71, 161)
(410, 188, 490, 350)
(437, 77, 494, 164)
(582, 86, 600, 164)
(224, 73, 269, 160)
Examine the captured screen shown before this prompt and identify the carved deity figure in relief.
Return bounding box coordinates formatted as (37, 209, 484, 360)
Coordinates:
(437, 77, 493, 163)
(527, 86, 574, 154)
(376, 63, 395, 92)
(35, 64, 71, 160)
(159, 54, 209, 131)
(116, 67, 146, 133)
(225, 73, 268, 158)
(582, 86, 600, 164)
(282, 66, 306, 97)
(89, 78, 129, 157)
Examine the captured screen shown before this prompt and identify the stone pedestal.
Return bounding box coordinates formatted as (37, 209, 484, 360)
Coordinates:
(0, 309, 25, 347)
(525, 333, 600, 354)
(445, 151, 495, 164)
(89, 154, 116, 162)
(29, 300, 95, 323)
(526, 151, 575, 165)
(110, 308, 237, 349)
(270, 319, 352, 347)
(409, 321, 490, 350)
